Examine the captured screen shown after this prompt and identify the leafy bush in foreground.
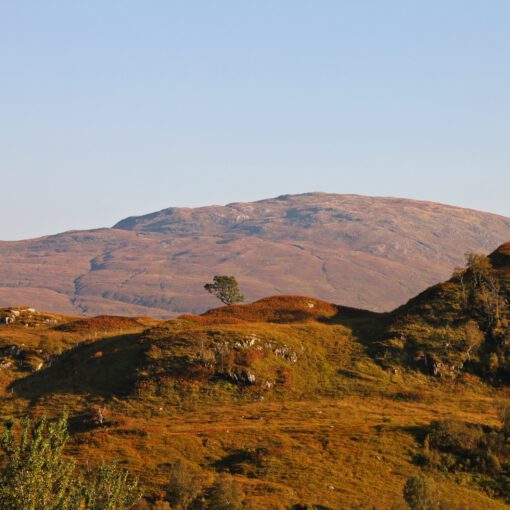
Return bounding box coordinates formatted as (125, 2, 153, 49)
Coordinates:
(0, 412, 140, 510)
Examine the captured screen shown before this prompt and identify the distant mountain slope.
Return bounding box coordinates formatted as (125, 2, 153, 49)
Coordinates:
(1, 193, 510, 317)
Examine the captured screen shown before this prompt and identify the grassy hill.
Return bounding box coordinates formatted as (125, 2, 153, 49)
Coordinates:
(381, 242, 510, 379)
(2, 247, 510, 508)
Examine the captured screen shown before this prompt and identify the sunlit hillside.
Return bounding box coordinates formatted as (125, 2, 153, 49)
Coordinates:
(2, 244, 510, 508)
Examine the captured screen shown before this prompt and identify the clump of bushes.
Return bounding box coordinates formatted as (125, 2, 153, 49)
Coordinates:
(415, 404, 510, 501)
(418, 418, 503, 475)
(157, 460, 247, 510)
(0, 412, 253, 510)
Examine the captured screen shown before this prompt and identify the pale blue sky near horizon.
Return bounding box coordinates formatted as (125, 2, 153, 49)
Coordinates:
(1, 1, 509, 240)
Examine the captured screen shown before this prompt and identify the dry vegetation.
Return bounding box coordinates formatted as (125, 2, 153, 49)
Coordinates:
(3, 245, 510, 508)
(3, 193, 510, 318)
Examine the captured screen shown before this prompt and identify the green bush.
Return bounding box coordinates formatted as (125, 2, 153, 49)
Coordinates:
(83, 461, 140, 510)
(0, 413, 79, 510)
(0, 413, 140, 510)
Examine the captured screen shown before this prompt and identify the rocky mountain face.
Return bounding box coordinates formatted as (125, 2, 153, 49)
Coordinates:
(1, 193, 510, 317)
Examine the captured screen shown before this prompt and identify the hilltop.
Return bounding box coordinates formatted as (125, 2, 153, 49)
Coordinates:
(3, 244, 510, 507)
(1, 193, 510, 318)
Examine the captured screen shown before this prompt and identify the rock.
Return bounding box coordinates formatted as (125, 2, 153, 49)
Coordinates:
(243, 370, 256, 384)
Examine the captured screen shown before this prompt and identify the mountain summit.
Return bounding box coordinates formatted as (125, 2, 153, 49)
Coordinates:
(1, 193, 510, 317)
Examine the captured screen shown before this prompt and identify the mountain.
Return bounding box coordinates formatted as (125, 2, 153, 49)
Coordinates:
(1, 193, 510, 317)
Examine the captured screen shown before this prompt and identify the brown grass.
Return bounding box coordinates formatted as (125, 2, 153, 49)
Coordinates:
(0, 296, 508, 509)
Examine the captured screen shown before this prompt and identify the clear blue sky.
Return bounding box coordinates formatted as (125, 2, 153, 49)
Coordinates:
(1, 1, 509, 240)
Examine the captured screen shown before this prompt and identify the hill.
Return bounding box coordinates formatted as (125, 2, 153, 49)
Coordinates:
(4, 250, 510, 508)
(1, 193, 510, 317)
(381, 242, 510, 380)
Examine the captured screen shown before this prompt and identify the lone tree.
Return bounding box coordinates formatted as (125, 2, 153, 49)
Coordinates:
(204, 276, 244, 305)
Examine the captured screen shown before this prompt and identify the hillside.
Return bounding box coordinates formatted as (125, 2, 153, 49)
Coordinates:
(380, 242, 510, 380)
(2, 193, 510, 318)
(3, 247, 510, 508)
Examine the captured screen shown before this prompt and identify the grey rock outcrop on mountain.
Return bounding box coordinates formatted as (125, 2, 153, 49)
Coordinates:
(1, 193, 510, 317)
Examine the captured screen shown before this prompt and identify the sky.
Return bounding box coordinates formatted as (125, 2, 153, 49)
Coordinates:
(1, 1, 509, 240)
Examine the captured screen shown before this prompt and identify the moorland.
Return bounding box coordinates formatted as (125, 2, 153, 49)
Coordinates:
(2, 193, 510, 317)
(2, 243, 510, 508)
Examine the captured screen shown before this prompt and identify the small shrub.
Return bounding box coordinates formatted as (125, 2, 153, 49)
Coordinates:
(403, 475, 435, 510)
(83, 461, 141, 510)
(166, 459, 203, 510)
(207, 476, 244, 510)
(475, 449, 501, 475)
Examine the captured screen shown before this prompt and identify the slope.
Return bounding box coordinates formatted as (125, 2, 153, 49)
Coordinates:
(381, 242, 510, 380)
(2, 193, 510, 317)
(1, 293, 510, 508)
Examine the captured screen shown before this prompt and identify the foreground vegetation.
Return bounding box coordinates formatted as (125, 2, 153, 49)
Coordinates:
(2, 243, 510, 508)
(0, 413, 139, 510)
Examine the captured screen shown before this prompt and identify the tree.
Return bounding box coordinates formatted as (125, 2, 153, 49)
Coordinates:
(0, 413, 140, 510)
(0, 413, 80, 510)
(452, 267, 467, 307)
(204, 276, 244, 306)
(83, 461, 140, 510)
(165, 459, 203, 510)
(465, 252, 506, 329)
(403, 475, 435, 510)
(207, 476, 244, 510)
(498, 401, 510, 437)
(463, 321, 484, 360)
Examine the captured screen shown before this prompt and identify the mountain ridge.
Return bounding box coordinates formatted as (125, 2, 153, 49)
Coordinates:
(2, 193, 510, 318)
(114, 192, 510, 230)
